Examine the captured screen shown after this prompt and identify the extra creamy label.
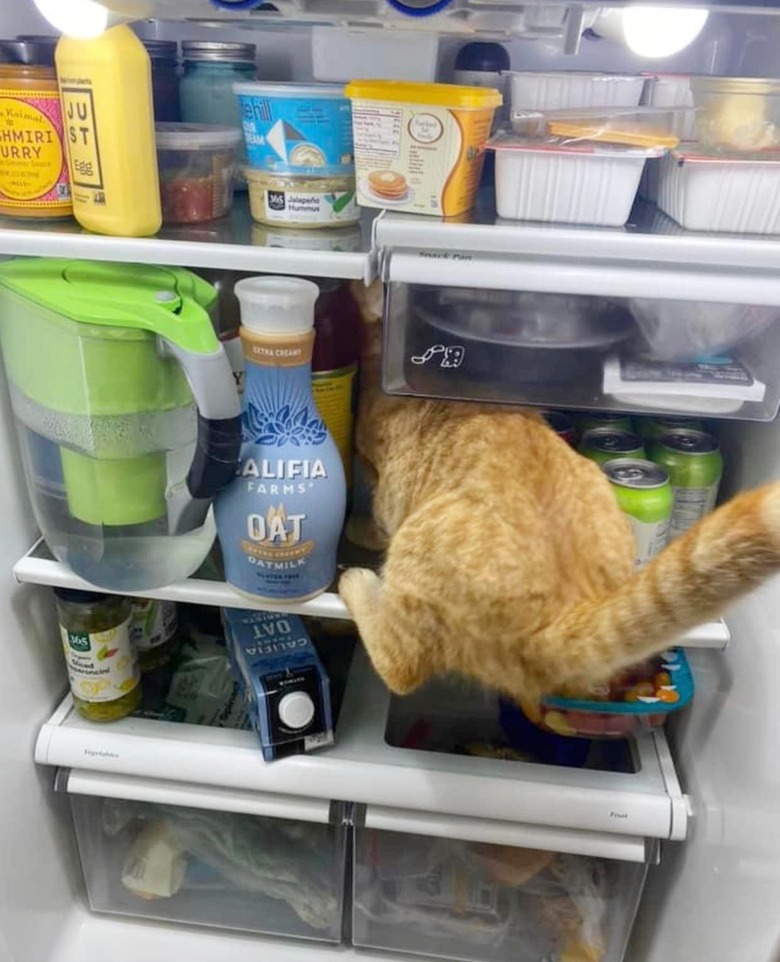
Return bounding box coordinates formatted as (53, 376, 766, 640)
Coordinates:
(60, 615, 140, 703)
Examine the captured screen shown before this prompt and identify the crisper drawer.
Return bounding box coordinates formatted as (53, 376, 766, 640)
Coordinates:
(382, 252, 780, 420)
(59, 769, 347, 942)
(353, 807, 651, 962)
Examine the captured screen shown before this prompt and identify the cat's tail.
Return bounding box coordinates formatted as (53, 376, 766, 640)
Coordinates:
(538, 481, 780, 693)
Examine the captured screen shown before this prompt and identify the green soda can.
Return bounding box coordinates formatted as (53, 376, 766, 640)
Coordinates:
(578, 412, 634, 440)
(603, 458, 673, 567)
(649, 429, 723, 539)
(580, 428, 646, 466)
(638, 416, 705, 441)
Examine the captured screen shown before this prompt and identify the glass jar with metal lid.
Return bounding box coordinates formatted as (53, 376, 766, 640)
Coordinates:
(141, 39, 181, 122)
(180, 41, 257, 185)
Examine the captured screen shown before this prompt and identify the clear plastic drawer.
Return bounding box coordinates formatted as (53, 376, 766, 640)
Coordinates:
(382, 274, 780, 421)
(61, 769, 346, 942)
(353, 820, 650, 962)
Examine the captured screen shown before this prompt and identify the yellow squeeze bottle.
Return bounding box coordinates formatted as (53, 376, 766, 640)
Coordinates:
(55, 25, 161, 237)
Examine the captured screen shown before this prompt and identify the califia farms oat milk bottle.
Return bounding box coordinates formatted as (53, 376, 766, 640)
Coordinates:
(215, 277, 346, 602)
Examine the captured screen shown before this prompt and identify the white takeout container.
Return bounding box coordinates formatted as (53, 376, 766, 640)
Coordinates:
(491, 136, 662, 226)
(509, 71, 646, 112)
(656, 149, 780, 233)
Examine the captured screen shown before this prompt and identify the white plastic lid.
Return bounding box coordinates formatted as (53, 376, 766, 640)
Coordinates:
(233, 81, 346, 100)
(234, 276, 320, 335)
(278, 691, 315, 730)
(155, 123, 242, 151)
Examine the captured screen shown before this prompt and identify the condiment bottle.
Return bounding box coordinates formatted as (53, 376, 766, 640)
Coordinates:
(0, 61, 71, 219)
(312, 279, 361, 489)
(130, 599, 181, 673)
(55, 25, 161, 236)
(54, 589, 141, 722)
(215, 277, 347, 602)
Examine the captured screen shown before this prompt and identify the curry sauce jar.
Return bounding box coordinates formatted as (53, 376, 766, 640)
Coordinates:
(0, 62, 71, 218)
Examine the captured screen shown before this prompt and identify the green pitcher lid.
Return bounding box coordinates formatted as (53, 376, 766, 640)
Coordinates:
(0, 259, 219, 354)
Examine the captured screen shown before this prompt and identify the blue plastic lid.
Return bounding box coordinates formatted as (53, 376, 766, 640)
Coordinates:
(455, 42, 510, 74)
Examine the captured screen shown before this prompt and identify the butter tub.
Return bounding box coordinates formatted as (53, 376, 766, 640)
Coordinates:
(345, 80, 501, 217)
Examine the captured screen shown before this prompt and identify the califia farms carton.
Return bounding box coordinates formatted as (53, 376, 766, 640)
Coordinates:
(223, 607, 334, 761)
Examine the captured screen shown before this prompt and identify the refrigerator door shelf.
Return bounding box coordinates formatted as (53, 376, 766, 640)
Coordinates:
(14, 538, 729, 647)
(36, 646, 688, 844)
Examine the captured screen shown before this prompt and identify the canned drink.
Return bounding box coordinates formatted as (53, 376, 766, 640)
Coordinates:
(649, 429, 723, 539)
(542, 410, 576, 446)
(638, 416, 705, 441)
(578, 412, 634, 437)
(603, 458, 673, 567)
(580, 428, 646, 466)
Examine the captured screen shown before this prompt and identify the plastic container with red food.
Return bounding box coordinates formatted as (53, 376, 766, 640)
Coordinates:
(156, 123, 241, 224)
(522, 647, 693, 739)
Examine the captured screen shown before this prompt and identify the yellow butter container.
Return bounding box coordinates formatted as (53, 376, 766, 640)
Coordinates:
(345, 80, 501, 218)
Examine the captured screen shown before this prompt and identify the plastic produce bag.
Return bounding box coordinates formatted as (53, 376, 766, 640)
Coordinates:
(629, 298, 780, 361)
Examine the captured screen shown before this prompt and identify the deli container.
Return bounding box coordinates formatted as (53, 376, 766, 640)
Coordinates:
(244, 168, 359, 229)
(642, 73, 696, 141)
(490, 131, 663, 226)
(656, 147, 780, 233)
(510, 105, 681, 147)
(519, 648, 694, 740)
(345, 80, 501, 217)
(63, 771, 347, 940)
(689, 76, 780, 152)
(155, 123, 241, 224)
(509, 71, 646, 113)
(233, 82, 354, 175)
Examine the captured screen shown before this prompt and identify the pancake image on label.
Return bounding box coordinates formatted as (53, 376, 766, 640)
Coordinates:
(368, 170, 408, 199)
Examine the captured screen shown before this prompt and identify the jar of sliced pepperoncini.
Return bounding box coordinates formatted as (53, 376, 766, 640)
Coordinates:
(54, 589, 141, 721)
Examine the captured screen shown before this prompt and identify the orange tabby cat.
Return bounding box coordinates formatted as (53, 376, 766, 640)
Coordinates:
(339, 281, 780, 705)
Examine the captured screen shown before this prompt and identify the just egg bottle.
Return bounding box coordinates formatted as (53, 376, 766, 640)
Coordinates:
(215, 277, 346, 602)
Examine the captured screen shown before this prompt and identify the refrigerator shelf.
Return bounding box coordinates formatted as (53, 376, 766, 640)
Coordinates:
(14, 539, 730, 647)
(0, 197, 376, 282)
(36, 646, 687, 846)
(376, 201, 780, 306)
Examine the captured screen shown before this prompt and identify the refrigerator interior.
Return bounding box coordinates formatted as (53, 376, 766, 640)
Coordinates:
(2, 2, 780, 962)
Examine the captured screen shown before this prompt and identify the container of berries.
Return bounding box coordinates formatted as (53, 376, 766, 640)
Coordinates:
(521, 648, 693, 739)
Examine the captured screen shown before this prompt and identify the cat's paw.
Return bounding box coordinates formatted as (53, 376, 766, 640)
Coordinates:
(339, 567, 381, 614)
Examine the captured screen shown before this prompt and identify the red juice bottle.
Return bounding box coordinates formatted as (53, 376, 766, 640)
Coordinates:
(312, 280, 361, 489)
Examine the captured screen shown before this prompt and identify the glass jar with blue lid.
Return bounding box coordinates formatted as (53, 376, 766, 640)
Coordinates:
(180, 41, 257, 185)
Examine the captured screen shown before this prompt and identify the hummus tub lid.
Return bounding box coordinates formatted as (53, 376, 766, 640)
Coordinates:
(345, 79, 502, 109)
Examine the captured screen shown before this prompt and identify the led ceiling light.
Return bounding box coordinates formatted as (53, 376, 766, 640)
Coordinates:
(32, 0, 147, 38)
(592, 6, 710, 59)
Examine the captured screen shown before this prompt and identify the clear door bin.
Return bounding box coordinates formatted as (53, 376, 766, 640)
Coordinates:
(65, 776, 346, 941)
(382, 282, 780, 420)
(353, 825, 649, 962)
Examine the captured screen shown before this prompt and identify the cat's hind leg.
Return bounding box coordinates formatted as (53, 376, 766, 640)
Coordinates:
(339, 567, 431, 695)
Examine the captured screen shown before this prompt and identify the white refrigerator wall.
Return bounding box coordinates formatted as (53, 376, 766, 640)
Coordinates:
(632, 419, 780, 962)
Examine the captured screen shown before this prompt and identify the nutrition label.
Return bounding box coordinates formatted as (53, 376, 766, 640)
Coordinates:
(670, 485, 718, 536)
(351, 106, 402, 156)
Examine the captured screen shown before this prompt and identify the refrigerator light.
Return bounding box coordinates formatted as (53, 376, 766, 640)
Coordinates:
(592, 6, 709, 59)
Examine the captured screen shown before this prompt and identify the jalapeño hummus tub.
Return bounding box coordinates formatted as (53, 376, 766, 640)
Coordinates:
(345, 80, 501, 217)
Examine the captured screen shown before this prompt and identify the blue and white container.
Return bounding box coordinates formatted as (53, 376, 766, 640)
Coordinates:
(214, 277, 347, 601)
(233, 82, 354, 175)
(223, 607, 334, 761)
